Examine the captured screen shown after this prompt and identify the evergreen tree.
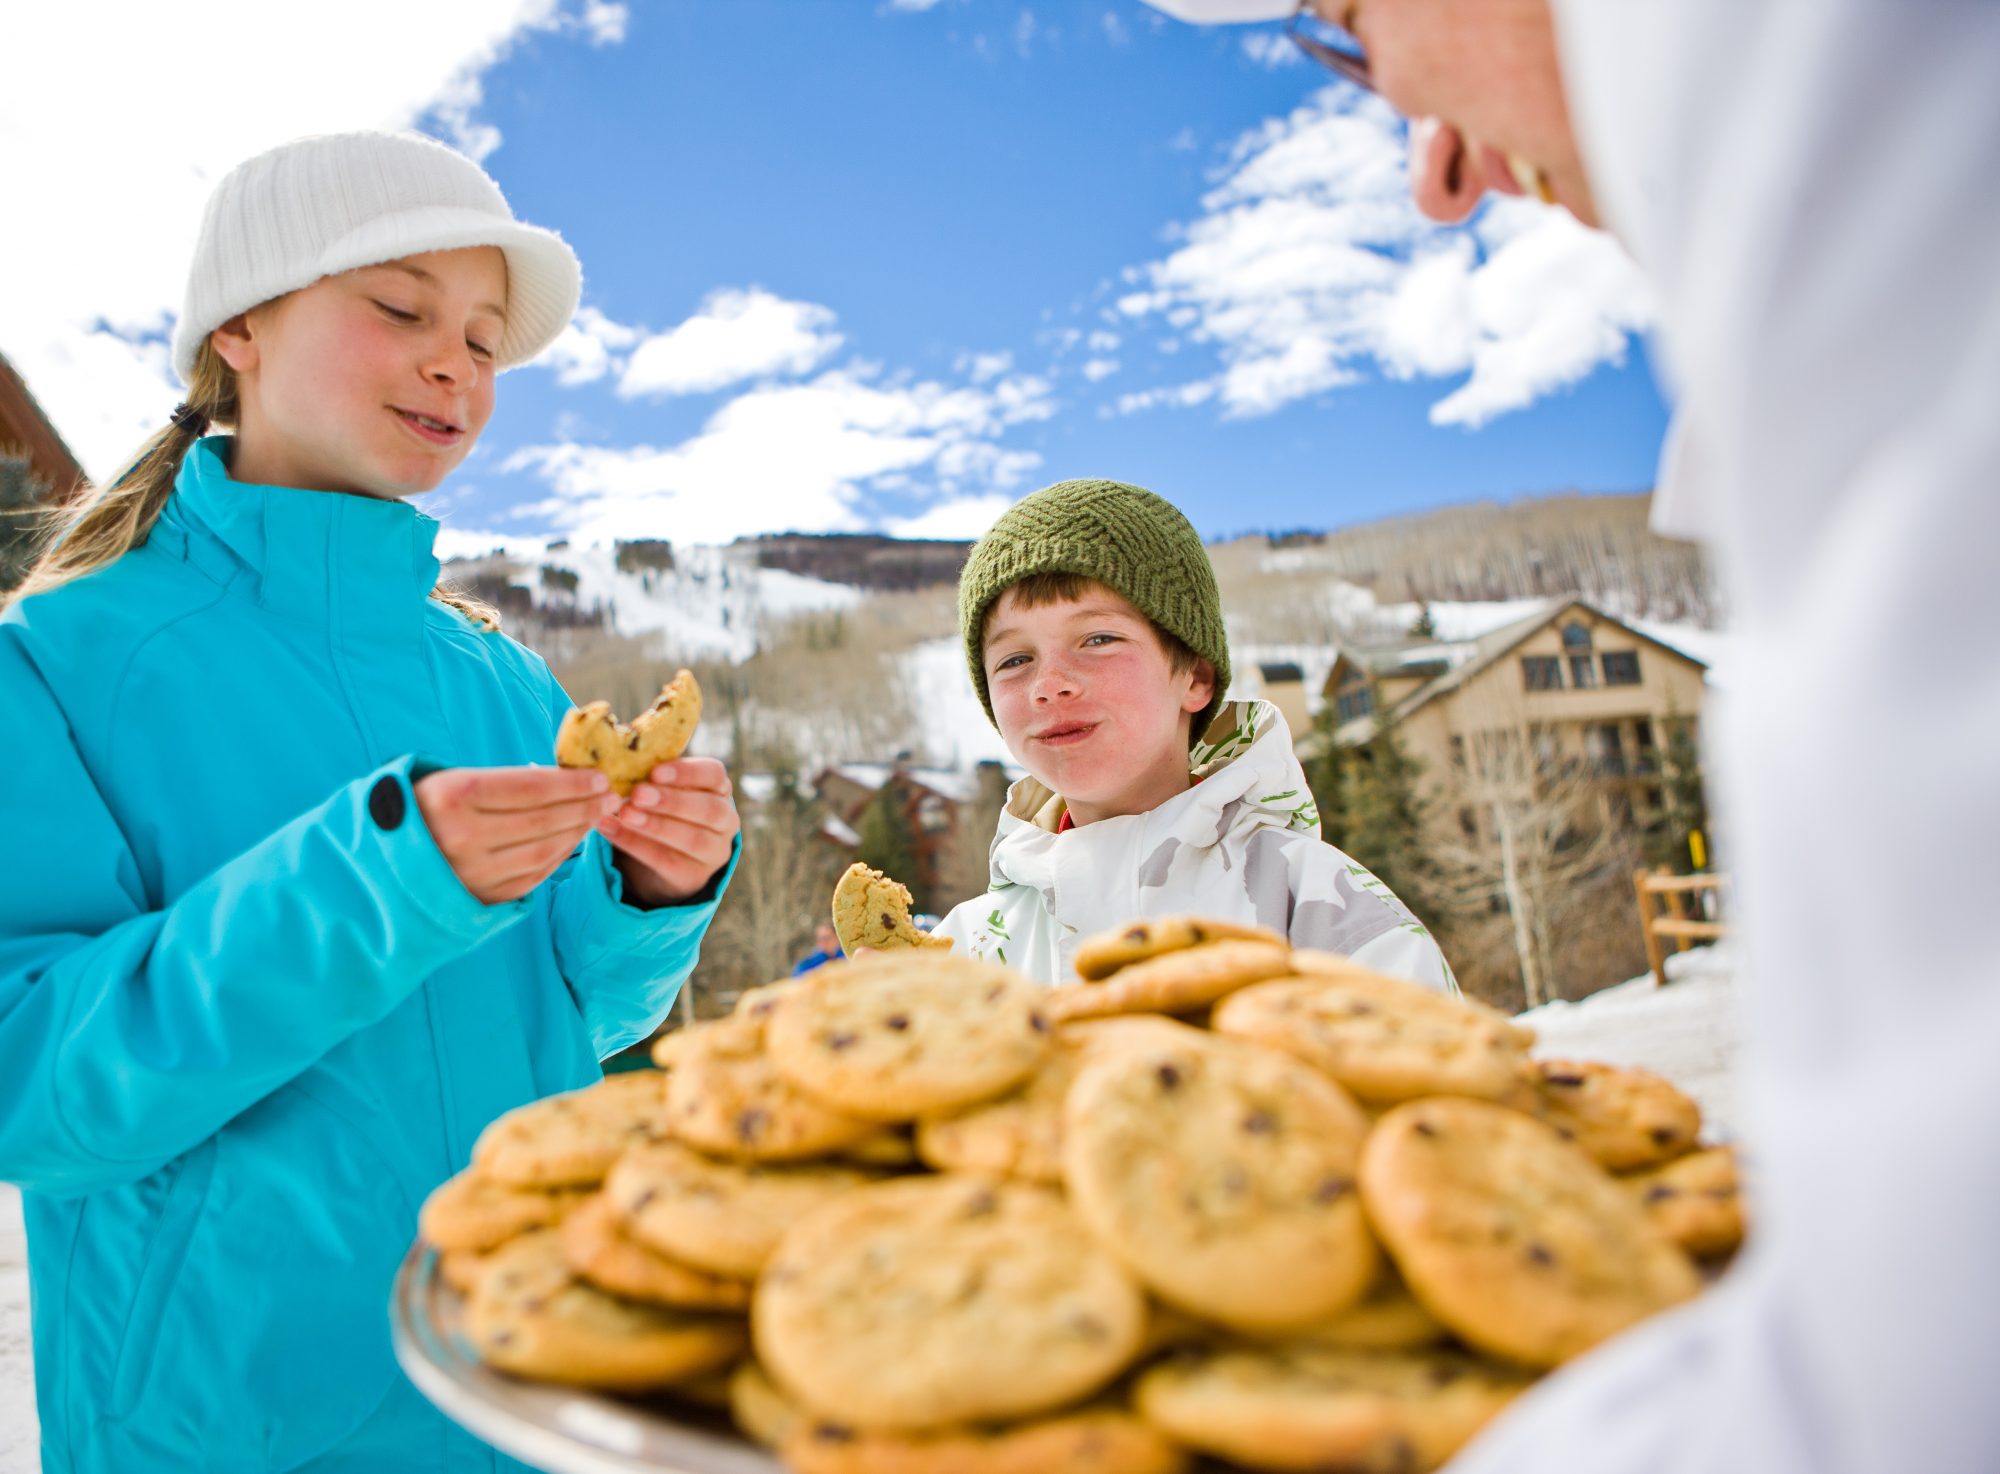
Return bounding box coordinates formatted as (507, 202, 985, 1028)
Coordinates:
(1640, 712, 1709, 871)
(1, 452, 51, 596)
(1302, 708, 1351, 851)
(1408, 601, 1439, 641)
(1338, 712, 1444, 920)
(855, 776, 924, 912)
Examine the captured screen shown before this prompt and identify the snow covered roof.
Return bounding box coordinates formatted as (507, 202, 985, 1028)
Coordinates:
(1332, 599, 1710, 745)
(825, 762, 987, 805)
(821, 813, 860, 847)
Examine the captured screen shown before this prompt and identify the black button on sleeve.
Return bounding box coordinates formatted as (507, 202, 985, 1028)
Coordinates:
(368, 775, 407, 831)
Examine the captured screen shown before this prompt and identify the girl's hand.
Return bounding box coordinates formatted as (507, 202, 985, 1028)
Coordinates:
(601, 758, 740, 908)
(415, 766, 618, 904)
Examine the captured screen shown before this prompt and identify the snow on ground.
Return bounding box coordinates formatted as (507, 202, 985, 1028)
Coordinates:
(1, 1184, 35, 1472)
(898, 637, 1015, 770)
(1517, 943, 1741, 1137)
(443, 536, 865, 663)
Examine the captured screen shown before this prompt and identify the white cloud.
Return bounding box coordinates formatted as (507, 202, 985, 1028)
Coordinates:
(532, 306, 641, 386)
(885, 0, 945, 9)
(958, 349, 1015, 383)
(0, 0, 628, 482)
(1117, 87, 1653, 425)
(1015, 9, 1039, 56)
(505, 365, 1054, 544)
(1081, 357, 1121, 382)
(618, 288, 844, 398)
(1240, 32, 1302, 68)
(576, 0, 627, 44)
(431, 526, 553, 560)
(1087, 329, 1121, 351)
(1167, 126, 1199, 153)
(1102, 11, 1131, 47)
(889, 494, 1013, 540)
(1113, 381, 1217, 416)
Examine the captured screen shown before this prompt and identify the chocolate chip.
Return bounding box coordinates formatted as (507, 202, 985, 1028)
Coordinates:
(1650, 1126, 1682, 1146)
(1346, 1001, 1375, 1016)
(880, 912, 895, 930)
(811, 1423, 856, 1444)
(1427, 1362, 1463, 1386)
(827, 1031, 859, 1050)
(736, 1107, 769, 1142)
(1313, 1176, 1354, 1203)
(1189, 924, 1207, 942)
(1029, 1011, 1049, 1033)
(1385, 1434, 1418, 1474)
(520, 1296, 547, 1313)
(1525, 1242, 1556, 1267)
(1068, 1312, 1110, 1341)
(1242, 1108, 1276, 1134)
(985, 983, 1005, 1002)
(1124, 926, 1149, 942)
(963, 1188, 999, 1217)
(1156, 1062, 1182, 1091)
(884, 1014, 910, 1031)
(632, 1189, 658, 1211)
(1412, 1120, 1439, 1138)
(1644, 1184, 1678, 1203)
(489, 1330, 516, 1346)
(1543, 1072, 1586, 1088)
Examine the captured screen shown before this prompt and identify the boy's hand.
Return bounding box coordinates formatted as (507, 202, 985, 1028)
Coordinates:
(600, 758, 740, 908)
(415, 766, 618, 904)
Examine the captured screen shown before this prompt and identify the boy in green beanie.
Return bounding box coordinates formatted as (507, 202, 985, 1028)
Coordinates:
(931, 477, 1454, 990)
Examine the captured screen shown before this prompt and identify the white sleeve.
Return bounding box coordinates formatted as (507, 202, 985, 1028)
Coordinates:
(1464, 3, 2000, 1470)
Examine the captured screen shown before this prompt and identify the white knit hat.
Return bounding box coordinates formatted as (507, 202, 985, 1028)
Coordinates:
(171, 130, 581, 383)
(1138, 0, 1297, 22)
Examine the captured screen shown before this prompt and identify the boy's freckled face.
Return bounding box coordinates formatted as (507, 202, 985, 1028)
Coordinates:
(983, 584, 1212, 825)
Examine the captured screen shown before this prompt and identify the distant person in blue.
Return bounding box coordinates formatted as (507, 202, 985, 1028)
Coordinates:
(0, 131, 739, 1472)
(793, 920, 844, 975)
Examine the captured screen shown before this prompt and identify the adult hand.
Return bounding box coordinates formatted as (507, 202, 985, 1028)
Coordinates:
(415, 766, 618, 904)
(601, 757, 740, 908)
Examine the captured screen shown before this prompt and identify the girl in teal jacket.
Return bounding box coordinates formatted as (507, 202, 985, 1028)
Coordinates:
(0, 131, 739, 1472)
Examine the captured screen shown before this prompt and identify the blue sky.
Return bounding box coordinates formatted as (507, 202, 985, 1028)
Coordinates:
(9, 0, 1669, 549)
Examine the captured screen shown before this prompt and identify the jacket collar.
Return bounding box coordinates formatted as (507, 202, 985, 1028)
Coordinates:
(164, 436, 444, 625)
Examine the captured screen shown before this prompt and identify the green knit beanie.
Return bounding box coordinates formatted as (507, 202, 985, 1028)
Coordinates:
(959, 478, 1231, 746)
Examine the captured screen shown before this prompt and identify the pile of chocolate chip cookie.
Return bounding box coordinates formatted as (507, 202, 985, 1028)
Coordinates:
(418, 918, 1744, 1474)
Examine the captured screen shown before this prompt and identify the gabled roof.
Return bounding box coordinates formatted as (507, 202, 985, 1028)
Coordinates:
(0, 352, 87, 500)
(1333, 599, 1709, 745)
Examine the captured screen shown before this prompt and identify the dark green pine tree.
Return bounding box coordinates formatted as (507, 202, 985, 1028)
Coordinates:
(1303, 708, 1352, 851)
(0, 452, 51, 596)
(1407, 600, 1439, 641)
(1338, 712, 1445, 920)
(854, 778, 924, 913)
(1641, 714, 1710, 871)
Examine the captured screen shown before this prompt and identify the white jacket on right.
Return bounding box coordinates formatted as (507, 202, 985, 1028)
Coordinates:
(932, 700, 1456, 991)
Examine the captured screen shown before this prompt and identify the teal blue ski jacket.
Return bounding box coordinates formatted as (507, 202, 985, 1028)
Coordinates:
(0, 437, 734, 1472)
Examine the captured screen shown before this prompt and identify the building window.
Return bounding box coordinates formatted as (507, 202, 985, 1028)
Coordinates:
(1449, 735, 1466, 769)
(1569, 654, 1599, 689)
(1335, 672, 1375, 724)
(917, 796, 952, 833)
(1521, 655, 1563, 692)
(1561, 621, 1593, 652)
(1601, 650, 1641, 686)
(1590, 723, 1626, 776)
